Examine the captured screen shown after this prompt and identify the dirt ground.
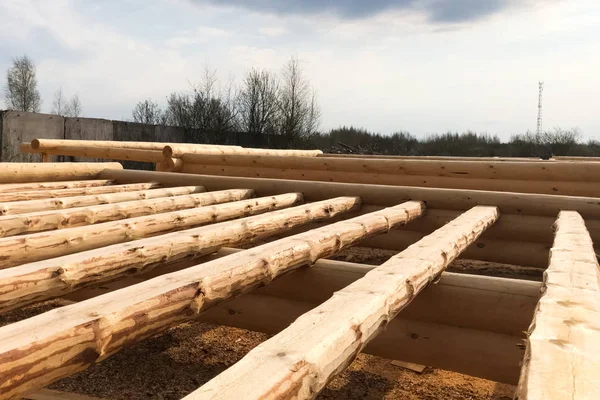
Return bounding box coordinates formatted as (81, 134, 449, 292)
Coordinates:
(1, 247, 538, 400)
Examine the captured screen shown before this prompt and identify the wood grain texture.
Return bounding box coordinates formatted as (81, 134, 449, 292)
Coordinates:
(0, 200, 422, 400)
(22, 389, 105, 400)
(0, 162, 122, 183)
(0, 193, 303, 271)
(190, 206, 498, 400)
(516, 211, 600, 400)
(0, 180, 114, 193)
(0, 196, 359, 313)
(0, 182, 161, 202)
(23, 145, 165, 163)
(0, 186, 206, 215)
(163, 145, 322, 158)
(0, 189, 253, 237)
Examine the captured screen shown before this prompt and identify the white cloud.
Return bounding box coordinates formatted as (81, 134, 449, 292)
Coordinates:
(258, 26, 288, 37)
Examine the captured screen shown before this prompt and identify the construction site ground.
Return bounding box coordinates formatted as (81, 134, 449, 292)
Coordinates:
(1, 247, 539, 400)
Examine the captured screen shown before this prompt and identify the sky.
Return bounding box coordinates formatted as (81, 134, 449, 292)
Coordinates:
(0, 0, 598, 140)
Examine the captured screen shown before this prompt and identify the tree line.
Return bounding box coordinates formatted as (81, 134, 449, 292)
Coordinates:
(3, 55, 82, 117)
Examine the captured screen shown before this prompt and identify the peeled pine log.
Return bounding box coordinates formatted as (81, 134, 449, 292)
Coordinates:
(0, 196, 361, 313)
(0, 182, 161, 202)
(0, 162, 122, 184)
(31, 139, 240, 152)
(319, 153, 540, 161)
(0, 200, 423, 399)
(0, 180, 114, 193)
(0, 189, 253, 237)
(23, 144, 165, 163)
(180, 163, 600, 197)
(191, 206, 499, 399)
(0, 185, 205, 215)
(0, 193, 303, 270)
(99, 169, 600, 219)
(516, 211, 600, 399)
(156, 157, 184, 172)
(163, 145, 323, 158)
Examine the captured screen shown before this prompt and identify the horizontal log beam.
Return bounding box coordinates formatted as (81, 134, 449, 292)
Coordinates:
(0, 189, 253, 238)
(517, 212, 600, 399)
(0, 193, 303, 270)
(98, 169, 600, 219)
(0, 162, 122, 183)
(319, 153, 540, 161)
(0, 196, 361, 313)
(180, 163, 600, 197)
(191, 206, 499, 399)
(0, 182, 160, 202)
(163, 145, 322, 158)
(22, 144, 165, 163)
(30, 139, 240, 152)
(0, 186, 206, 215)
(0, 201, 422, 399)
(0, 180, 114, 193)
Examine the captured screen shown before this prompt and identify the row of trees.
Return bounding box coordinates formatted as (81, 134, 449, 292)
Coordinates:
(312, 126, 598, 157)
(132, 57, 320, 147)
(3, 55, 82, 117)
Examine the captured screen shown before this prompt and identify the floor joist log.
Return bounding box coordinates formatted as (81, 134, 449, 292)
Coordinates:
(0, 162, 122, 183)
(319, 153, 540, 161)
(179, 154, 600, 182)
(98, 169, 600, 219)
(0, 179, 114, 193)
(0, 182, 161, 202)
(0, 200, 423, 399)
(22, 144, 166, 163)
(30, 139, 241, 152)
(516, 211, 600, 399)
(0, 193, 304, 270)
(180, 164, 600, 197)
(0, 186, 206, 215)
(0, 196, 362, 313)
(191, 206, 499, 399)
(0, 189, 253, 238)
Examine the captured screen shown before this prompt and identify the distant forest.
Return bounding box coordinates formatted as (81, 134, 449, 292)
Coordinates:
(311, 126, 599, 158)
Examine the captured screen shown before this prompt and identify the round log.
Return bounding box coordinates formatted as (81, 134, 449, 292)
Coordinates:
(163, 145, 323, 158)
(26, 145, 165, 163)
(0, 162, 122, 183)
(0, 180, 114, 194)
(0, 182, 161, 202)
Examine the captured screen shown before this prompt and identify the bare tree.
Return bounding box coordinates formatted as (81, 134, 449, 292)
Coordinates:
(4, 55, 41, 112)
(132, 99, 165, 125)
(238, 68, 280, 137)
(52, 88, 83, 117)
(279, 56, 320, 145)
(64, 94, 82, 117)
(51, 88, 66, 115)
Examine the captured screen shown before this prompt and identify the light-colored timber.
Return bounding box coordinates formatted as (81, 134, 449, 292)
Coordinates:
(156, 157, 184, 172)
(0, 193, 303, 270)
(0, 162, 122, 183)
(0, 200, 423, 399)
(22, 144, 165, 163)
(0, 189, 254, 237)
(98, 169, 600, 219)
(320, 153, 540, 161)
(0, 186, 206, 215)
(516, 211, 600, 400)
(30, 139, 240, 151)
(163, 145, 322, 158)
(190, 206, 499, 399)
(0, 179, 113, 193)
(180, 163, 600, 197)
(0, 182, 160, 202)
(0, 196, 361, 313)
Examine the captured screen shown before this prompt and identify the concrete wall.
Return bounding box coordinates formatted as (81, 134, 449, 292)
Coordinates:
(64, 117, 114, 162)
(0, 111, 64, 162)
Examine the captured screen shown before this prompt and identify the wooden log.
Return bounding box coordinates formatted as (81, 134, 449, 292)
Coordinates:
(66, 247, 541, 338)
(0, 200, 422, 399)
(0, 189, 253, 238)
(179, 154, 600, 182)
(0, 182, 161, 202)
(163, 145, 323, 158)
(30, 139, 240, 151)
(190, 206, 499, 399)
(320, 153, 540, 161)
(0, 196, 362, 313)
(180, 163, 600, 197)
(0, 186, 205, 215)
(0, 162, 122, 183)
(0, 179, 114, 193)
(24, 144, 166, 163)
(156, 157, 183, 172)
(516, 211, 600, 399)
(0, 193, 303, 270)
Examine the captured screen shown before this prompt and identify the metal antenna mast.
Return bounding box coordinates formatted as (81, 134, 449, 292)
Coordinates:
(537, 81, 544, 135)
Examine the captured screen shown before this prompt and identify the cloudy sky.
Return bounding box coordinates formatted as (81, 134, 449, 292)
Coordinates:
(0, 0, 598, 140)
